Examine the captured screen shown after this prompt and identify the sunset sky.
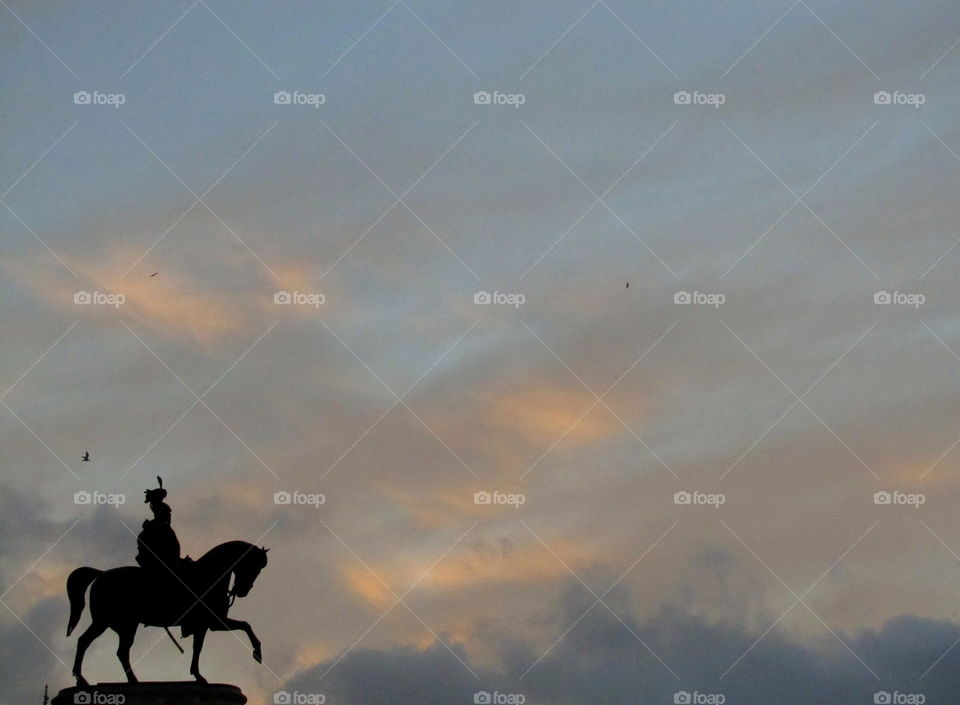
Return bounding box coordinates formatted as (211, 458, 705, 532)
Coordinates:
(4, 1, 960, 704)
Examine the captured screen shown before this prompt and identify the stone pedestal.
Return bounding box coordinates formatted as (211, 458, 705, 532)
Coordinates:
(53, 682, 247, 705)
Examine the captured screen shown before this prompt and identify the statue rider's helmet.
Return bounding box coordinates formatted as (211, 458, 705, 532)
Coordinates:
(144, 477, 172, 524)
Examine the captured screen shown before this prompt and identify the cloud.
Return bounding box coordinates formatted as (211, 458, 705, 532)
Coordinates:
(426, 536, 592, 591)
(486, 382, 620, 447)
(0, 484, 141, 705)
(0, 596, 66, 705)
(341, 563, 394, 611)
(6, 253, 250, 350)
(4, 248, 345, 353)
(283, 579, 960, 705)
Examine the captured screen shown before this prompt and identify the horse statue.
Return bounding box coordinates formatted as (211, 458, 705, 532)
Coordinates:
(66, 540, 269, 685)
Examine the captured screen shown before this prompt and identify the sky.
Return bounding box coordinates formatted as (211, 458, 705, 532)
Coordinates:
(4, 1, 960, 704)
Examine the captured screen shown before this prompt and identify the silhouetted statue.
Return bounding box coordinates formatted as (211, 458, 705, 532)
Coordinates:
(66, 477, 269, 686)
(136, 477, 185, 576)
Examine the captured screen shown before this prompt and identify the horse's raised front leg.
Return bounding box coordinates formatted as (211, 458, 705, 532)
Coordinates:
(114, 622, 139, 683)
(211, 617, 261, 663)
(190, 627, 208, 684)
(73, 621, 107, 687)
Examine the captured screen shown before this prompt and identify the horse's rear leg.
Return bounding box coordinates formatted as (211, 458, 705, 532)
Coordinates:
(190, 627, 208, 684)
(212, 617, 261, 663)
(73, 621, 107, 686)
(114, 623, 139, 683)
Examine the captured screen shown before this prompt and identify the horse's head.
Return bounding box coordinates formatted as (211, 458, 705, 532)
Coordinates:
(232, 545, 269, 598)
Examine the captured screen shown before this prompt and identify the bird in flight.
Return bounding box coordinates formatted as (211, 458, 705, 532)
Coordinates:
(625, 282, 629, 288)
(150, 272, 158, 277)
(81, 452, 90, 462)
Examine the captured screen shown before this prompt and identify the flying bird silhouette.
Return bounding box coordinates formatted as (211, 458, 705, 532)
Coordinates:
(81, 452, 90, 462)
(150, 272, 158, 277)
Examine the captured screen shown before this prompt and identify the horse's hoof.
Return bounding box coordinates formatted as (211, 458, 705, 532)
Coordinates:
(193, 675, 208, 685)
(75, 676, 89, 688)
(252, 647, 262, 664)
(126, 676, 139, 685)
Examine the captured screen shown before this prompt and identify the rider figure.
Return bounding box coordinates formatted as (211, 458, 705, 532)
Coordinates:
(136, 477, 187, 579)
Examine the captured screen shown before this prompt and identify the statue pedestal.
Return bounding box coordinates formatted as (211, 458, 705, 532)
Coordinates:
(53, 683, 247, 705)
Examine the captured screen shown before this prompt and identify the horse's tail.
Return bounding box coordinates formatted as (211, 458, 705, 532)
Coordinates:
(66, 567, 102, 636)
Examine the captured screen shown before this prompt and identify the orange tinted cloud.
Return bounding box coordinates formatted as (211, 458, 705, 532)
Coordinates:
(376, 482, 478, 529)
(414, 376, 627, 479)
(342, 563, 395, 610)
(340, 533, 595, 607)
(9, 250, 339, 349)
(9, 252, 249, 348)
(425, 538, 591, 589)
(488, 382, 620, 446)
(267, 261, 316, 298)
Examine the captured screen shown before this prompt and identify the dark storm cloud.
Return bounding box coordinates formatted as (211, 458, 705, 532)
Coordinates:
(286, 579, 960, 705)
(0, 597, 65, 705)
